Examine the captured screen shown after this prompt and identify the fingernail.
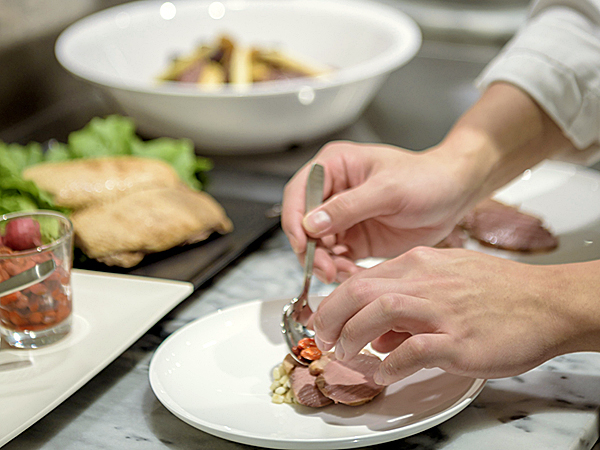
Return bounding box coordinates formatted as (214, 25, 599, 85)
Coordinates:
(304, 210, 331, 233)
(334, 342, 345, 360)
(373, 370, 384, 385)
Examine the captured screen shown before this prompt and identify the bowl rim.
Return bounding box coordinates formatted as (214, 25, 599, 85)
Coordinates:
(55, 0, 422, 98)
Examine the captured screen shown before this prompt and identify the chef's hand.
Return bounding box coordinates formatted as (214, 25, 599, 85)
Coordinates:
(281, 141, 483, 284)
(281, 83, 572, 285)
(312, 247, 600, 384)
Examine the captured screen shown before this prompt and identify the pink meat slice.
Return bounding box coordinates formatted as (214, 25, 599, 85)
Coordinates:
(290, 365, 333, 408)
(314, 352, 384, 406)
(459, 198, 558, 252)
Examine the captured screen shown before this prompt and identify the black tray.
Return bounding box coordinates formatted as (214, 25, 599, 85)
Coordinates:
(74, 195, 281, 289)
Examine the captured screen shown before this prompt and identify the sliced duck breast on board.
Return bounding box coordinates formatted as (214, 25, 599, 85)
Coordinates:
(459, 198, 558, 253)
(290, 365, 333, 408)
(313, 351, 385, 406)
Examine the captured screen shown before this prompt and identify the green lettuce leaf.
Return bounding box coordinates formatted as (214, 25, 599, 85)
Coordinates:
(51, 115, 212, 190)
(131, 137, 212, 190)
(0, 167, 66, 215)
(66, 115, 139, 158)
(0, 141, 45, 176)
(0, 114, 213, 217)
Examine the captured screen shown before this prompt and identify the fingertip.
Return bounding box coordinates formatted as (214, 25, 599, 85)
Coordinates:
(314, 253, 338, 284)
(334, 342, 345, 360)
(315, 335, 334, 352)
(313, 268, 329, 284)
(288, 234, 301, 254)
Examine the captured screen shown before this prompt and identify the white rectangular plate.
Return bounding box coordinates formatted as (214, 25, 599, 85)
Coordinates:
(0, 269, 193, 446)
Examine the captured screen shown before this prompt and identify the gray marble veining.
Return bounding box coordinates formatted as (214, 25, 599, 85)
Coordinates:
(3, 229, 600, 449)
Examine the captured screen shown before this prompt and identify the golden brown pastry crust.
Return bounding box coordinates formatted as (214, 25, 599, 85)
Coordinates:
(22, 156, 181, 209)
(23, 156, 233, 268)
(71, 186, 233, 267)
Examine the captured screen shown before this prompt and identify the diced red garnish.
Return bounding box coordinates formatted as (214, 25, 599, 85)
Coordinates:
(0, 245, 72, 333)
(300, 346, 322, 361)
(293, 337, 322, 362)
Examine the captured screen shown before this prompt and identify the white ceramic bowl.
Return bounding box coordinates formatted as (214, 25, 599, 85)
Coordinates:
(55, 0, 421, 154)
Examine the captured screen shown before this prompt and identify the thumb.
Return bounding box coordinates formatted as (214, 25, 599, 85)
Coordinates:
(302, 182, 393, 237)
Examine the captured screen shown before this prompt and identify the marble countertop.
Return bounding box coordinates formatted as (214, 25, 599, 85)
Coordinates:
(3, 229, 600, 450)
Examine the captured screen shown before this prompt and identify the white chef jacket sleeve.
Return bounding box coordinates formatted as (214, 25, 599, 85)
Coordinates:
(475, 0, 600, 165)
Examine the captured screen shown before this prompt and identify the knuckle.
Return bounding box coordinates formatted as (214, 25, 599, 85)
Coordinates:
(404, 335, 435, 368)
(319, 140, 348, 155)
(319, 141, 337, 154)
(377, 293, 406, 318)
(404, 246, 435, 262)
(327, 192, 353, 218)
(338, 321, 358, 347)
(345, 278, 373, 305)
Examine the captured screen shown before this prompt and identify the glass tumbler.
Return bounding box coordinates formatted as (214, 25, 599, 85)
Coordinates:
(0, 210, 74, 348)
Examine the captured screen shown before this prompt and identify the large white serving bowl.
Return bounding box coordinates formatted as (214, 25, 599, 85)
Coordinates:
(55, 0, 421, 154)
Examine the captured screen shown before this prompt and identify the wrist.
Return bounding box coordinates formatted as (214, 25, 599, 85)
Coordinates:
(551, 261, 600, 355)
(425, 127, 500, 218)
(429, 82, 573, 214)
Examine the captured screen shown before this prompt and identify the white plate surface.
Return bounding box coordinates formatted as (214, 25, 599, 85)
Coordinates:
(149, 297, 486, 449)
(475, 160, 600, 264)
(0, 270, 193, 446)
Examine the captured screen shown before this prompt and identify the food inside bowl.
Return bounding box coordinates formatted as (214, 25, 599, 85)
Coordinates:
(158, 35, 331, 87)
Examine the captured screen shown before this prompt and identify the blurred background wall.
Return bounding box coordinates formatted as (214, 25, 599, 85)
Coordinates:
(0, 0, 127, 136)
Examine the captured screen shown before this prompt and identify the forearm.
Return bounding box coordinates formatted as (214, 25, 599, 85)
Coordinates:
(426, 82, 575, 215)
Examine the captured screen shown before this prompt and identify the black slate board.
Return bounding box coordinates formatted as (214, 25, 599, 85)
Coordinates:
(73, 195, 281, 289)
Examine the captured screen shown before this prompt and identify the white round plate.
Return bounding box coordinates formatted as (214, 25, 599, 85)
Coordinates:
(475, 160, 600, 264)
(149, 297, 485, 449)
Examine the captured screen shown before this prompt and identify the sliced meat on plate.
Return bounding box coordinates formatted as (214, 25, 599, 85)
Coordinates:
(290, 365, 333, 408)
(312, 351, 385, 406)
(459, 198, 558, 253)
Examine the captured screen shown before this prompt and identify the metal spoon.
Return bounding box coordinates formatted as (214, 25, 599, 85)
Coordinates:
(0, 259, 56, 297)
(281, 163, 324, 365)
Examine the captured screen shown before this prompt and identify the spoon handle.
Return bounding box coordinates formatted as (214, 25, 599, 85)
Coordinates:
(300, 163, 324, 296)
(0, 259, 56, 297)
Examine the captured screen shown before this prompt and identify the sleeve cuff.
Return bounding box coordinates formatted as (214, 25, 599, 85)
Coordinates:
(475, 5, 600, 153)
